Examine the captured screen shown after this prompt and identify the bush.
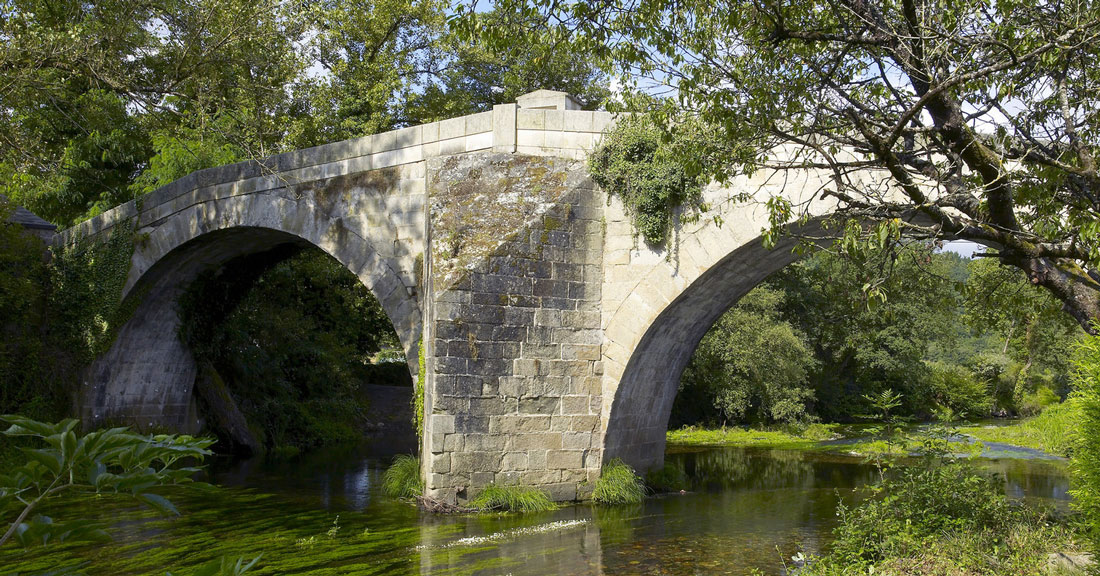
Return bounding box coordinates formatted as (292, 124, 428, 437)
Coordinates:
(469, 484, 555, 513)
(593, 459, 645, 505)
(381, 454, 423, 499)
(1017, 385, 1060, 417)
(927, 361, 991, 419)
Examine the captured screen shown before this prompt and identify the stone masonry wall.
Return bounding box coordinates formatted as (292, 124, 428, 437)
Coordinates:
(424, 151, 605, 503)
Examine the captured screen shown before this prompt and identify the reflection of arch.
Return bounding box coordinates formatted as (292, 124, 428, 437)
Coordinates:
(83, 192, 422, 431)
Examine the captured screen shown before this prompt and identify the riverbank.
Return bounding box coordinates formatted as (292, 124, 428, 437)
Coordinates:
(958, 401, 1079, 458)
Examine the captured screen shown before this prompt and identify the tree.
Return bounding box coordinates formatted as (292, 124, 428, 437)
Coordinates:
(463, 0, 1100, 331)
(678, 285, 816, 426)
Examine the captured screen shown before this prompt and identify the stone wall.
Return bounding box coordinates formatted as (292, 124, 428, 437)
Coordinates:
(423, 150, 605, 502)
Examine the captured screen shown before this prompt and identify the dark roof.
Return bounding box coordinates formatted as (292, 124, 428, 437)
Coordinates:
(1, 194, 56, 231)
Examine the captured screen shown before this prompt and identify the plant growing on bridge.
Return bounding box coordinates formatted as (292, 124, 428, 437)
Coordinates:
(0, 415, 214, 548)
(469, 483, 555, 513)
(588, 114, 731, 247)
(381, 454, 423, 499)
(592, 459, 645, 505)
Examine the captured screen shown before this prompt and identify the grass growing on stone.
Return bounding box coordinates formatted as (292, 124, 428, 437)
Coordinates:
(469, 484, 556, 513)
(666, 424, 839, 449)
(382, 454, 423, 498)
(593, 459, 645, 505)
(958, 401, 1079, 457)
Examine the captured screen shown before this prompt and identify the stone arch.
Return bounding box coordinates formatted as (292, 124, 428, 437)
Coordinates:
(598, 166, 850, 472)
(82, 189, 424, 432)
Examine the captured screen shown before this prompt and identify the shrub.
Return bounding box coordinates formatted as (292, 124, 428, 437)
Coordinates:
(927, 361, 991, 420)
(593, 459, 645, 505)
(381, 454, 423, 499)
(1017, 385, 1060, 417)
(830, 460, 1017, 565)
(0, 415, 214, 547)
(469, 484, 555, 513)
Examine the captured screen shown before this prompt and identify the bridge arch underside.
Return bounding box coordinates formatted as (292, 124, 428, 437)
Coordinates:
(84, 209, 422, 433)
(603, 232, 819, 472)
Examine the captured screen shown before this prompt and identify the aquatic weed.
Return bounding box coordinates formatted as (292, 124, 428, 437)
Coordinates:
(382, 454, 423, 498)
(593, 459, 645, 504)
(469, 484, 556, 513)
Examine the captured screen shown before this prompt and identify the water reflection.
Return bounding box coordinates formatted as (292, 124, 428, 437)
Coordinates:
(0, 443, 1071, 576)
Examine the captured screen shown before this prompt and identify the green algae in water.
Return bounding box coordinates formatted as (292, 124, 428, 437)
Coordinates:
(0, 444, 1073, 576)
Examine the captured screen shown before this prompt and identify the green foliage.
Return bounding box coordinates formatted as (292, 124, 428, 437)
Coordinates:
(592, 459, 645, 505)
(676, 285, 816, 426)
(0, 212, 68, 419)
(1071, 330, 1100, 556)
(381, 454, 422, 499)
(415, 339, 425, 442)
(469, 484, 555, 513)
(50, 222, 137, 361)
(178, 249, 402, 452)
(665, 424, 836, 449)
(0, 415, 214, 548)
(926, 362, 991, 420)
(166, 554, 261, 576)
(644, 462, 688, 493)
(588, 114, 723, 246)
(801, 427, 1065, 574)
(960, 399, 1080, 457)
(474, 0, 1100, 328)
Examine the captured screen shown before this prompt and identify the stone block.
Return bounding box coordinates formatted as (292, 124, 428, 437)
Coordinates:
(431, 453, 451, 474)
(543, 482, 577, 502)
(489, 415, 551, 433)
(561, 395, 590, 415)
(443, 433, 464, 452)
(432, 414, 456, 434)
(503, 452, 528, 470)
(512, 433, 562, 451)
(563, 432, 594, 450)
(561, 345, 601, 362)
(520, 396, 561, 414)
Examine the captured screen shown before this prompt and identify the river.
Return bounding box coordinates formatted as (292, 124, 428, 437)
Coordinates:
(0, 440, 1070, 575)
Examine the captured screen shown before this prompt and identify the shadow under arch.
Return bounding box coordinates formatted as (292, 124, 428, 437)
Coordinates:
(602, 223, 832, 473)
(82, 194, 423, 433)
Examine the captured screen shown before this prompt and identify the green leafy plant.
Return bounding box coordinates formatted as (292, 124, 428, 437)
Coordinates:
(1071, 328, 1100, 557)
(593, 459, 645, 505)
(588, 114, 725, 246)
(0, 415, 214, 547)
(381, 454, 423, 499)
(167, 554, 262, 576)
(469, 483, 555, 513)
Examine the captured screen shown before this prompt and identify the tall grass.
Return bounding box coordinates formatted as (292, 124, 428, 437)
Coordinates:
(959, 399, 1080, 457)
(381, 454, 423, 498)
(469, 484, 556, 513)
(593, 459, 645, 504)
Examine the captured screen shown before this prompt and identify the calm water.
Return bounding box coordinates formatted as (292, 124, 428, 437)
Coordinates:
(1, 442, 1070, 576)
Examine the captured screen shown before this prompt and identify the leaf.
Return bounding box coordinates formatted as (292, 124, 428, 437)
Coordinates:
(137, 493, 179, 516)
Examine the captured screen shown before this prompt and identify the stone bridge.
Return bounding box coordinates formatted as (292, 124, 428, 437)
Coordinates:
(66, 90, 852, 503)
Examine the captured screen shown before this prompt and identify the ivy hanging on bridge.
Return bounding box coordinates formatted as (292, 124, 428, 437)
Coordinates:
(50, 221, 138, 363)
(588, 114, 735, 247)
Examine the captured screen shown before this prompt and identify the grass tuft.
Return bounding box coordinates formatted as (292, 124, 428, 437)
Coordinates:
(382, 454, 423, 498)
(593, 458, 645, 504)
(958, 399, 1079, 457)
(469, 484, 556, 513)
